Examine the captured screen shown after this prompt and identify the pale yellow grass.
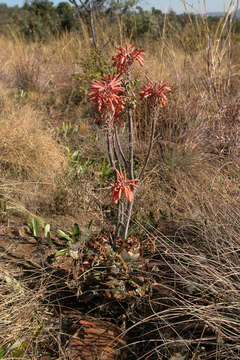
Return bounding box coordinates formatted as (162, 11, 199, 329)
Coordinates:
(0, 85, 67, 214)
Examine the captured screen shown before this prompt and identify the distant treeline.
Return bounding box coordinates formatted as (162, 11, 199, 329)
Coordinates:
(0, 0, 239, 44)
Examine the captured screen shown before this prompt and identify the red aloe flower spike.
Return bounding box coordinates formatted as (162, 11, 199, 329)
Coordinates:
(140, 76, 171, 107)
(112, 170, 138, 204)
(112, 44, 144, 74)
(88, 75, 124, 114)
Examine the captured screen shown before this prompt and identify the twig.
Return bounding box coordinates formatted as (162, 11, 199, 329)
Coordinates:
(122, 199, 133, 239)
(138, 106, 158, 181)
(107, 127, 115, 170)
(89, 0, 97, 49)
(114, 126, 128, 171)
(113, 129, 122, 172)
(128, 107, 134, 179)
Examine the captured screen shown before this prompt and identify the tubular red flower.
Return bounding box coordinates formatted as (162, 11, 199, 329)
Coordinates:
(112, 170, 138, 204)
(88, 75, 124, 114)
(140, 76, 171, 107)
(112, 44, 144, 74)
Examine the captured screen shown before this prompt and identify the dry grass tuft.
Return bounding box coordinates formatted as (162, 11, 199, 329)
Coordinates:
(124, 207, 240, 359)
(0, 263, 69, 359)
(0, 105, 66, 182)
(0, 89, 67, 214)
(14, 55, 40, 91)
(0, 265, 47, 358)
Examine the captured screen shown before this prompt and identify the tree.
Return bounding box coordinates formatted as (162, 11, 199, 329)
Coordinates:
(56, 2, 76, 31)
(67, 0, 139, 49)
(20, 0, 59, 39)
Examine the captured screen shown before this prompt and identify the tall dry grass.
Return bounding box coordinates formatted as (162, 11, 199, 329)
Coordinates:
(120, 3, 240, 357)
(0, 84, 66, 215)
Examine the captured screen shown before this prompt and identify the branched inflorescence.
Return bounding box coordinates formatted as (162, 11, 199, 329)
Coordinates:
(88, 44, 171, 241)
(112, 44, 144, 75)
(88, 75, 124, 126)
(140, 76, 171, 107)
(112, 169, 138, 204)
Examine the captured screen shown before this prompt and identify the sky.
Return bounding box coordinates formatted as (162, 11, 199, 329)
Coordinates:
(142, 0, 235, 13)
(0, 0, 237, 14)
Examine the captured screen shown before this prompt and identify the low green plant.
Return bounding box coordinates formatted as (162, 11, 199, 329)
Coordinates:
(0, 322, 43, 359)
(72, 49, 114, 101)
(26, 216, 51, 241)
(61, 121, 79, 139)
(66, 147, 92, 175)
(57, 222, 81, 244)
(14, 89, 28, 101)
(43, 222, 51, 242)
(26, 216, 39, 238)
(0, 199, 6, 212)
(0, 199, 14, 219)
(55, 222, 93, 257)
(56, 222, 82, 257)
(0, 341, 27, 359)
(99, 157, 113, 179)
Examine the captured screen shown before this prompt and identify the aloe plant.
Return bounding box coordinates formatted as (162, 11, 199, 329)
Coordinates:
(55, 223, 91, 257)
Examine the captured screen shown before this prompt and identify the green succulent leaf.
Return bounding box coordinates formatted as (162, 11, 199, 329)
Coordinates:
(39, 217, 45, 230)
(44, 224, 51, 240)
(0, 346, 5, 358)
(71, 150, 81, 161)
(0, 200, 6, 211)
(57, 229, 73, 243)
(55, 248, 69, 257)
(72, 223, 80, 239)
(31, 217, 39, 238)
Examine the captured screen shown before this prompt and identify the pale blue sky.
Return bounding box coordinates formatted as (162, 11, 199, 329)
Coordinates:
(142, 0, 234, 13)
(0, 0, 237, 14)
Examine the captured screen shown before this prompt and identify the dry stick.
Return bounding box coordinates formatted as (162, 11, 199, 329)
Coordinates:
(112, 130, 125, 240)
(89, 0, 97, 50)
(116, 201, 124, 240)
(128, 107, 134, 180)
(138, 106, 158, 181)
(108, 127, 123, 244)
(114, 127, 130, 238)
(113, 130, 122, 172)
(114, 126, 129, 171)
(225, 0, 238, 94)
(69, 0, 97, 49)
(123, 200, 133, 239)
(107, 126, 115, 170)
(121, 107, 135, 239)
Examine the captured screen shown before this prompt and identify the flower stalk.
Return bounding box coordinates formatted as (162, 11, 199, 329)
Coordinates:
(88, 45, 171, 241)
